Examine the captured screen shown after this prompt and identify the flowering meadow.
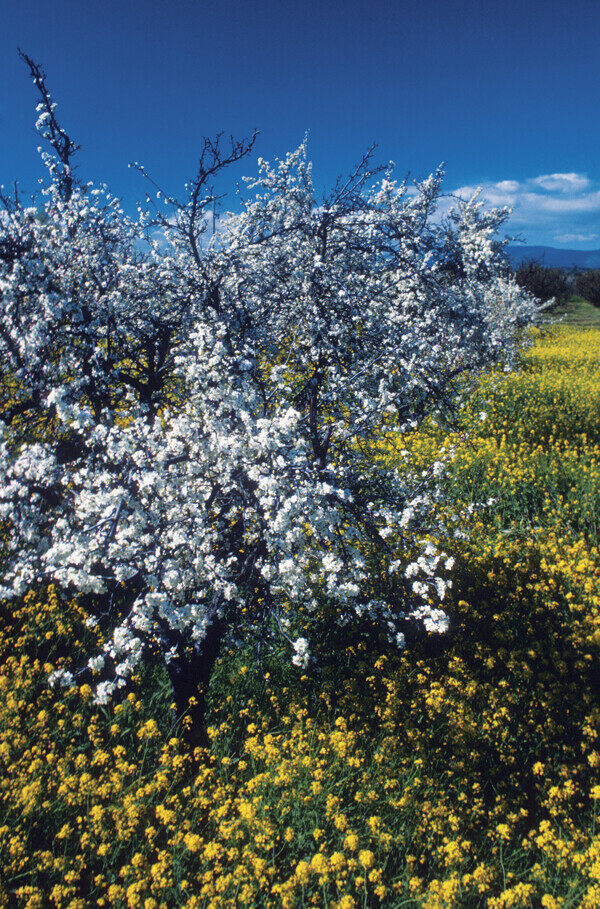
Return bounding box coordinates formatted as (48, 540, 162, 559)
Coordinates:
(1, 324, 600, 908)
(1, 54, 538, 750)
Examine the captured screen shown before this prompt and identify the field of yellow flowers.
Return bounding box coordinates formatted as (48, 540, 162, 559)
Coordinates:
(2, 325, 600, 908)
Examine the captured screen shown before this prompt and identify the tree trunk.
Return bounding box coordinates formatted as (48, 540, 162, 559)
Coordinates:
(164, 617, 227, 748)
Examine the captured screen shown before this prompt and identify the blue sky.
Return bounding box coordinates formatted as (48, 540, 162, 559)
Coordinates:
(2, 0, 600, 248)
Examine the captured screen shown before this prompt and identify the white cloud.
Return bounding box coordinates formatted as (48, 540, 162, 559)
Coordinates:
(554, 232, 598, 244)
(450, 171, 600, 247)
(495, 180, 520, 193)
(532, 173, 590, 193)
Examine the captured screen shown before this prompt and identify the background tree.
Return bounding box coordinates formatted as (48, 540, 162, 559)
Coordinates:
(0, 56, 539, 743)
(514, 258, 569, 306)
(575, 269, 600, 308)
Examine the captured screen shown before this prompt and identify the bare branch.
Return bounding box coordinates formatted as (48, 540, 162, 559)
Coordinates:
(18, 49, 80, 201)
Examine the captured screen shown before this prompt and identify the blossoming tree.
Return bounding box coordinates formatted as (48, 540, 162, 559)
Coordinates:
(0, 55, 538, 740)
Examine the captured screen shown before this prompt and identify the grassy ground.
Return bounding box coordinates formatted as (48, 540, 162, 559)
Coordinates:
(546, 295, 600, 327)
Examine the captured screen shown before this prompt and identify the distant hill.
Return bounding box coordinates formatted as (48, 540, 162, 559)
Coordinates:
(506, 245, 600, 270)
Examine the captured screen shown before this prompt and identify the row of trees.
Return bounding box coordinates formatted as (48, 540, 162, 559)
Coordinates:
(514, 258, 600, 308)
(573, 269, 600, 308)
(0, 54, 539, 740)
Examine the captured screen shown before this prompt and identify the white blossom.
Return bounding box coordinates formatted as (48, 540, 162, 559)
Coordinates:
(291, 636, 310, 668)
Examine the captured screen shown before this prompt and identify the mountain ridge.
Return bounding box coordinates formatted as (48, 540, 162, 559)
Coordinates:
(506, 245, 600, 269)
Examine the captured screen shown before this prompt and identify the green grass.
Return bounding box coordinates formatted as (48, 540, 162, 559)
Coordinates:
(547, 295, 600, 327)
